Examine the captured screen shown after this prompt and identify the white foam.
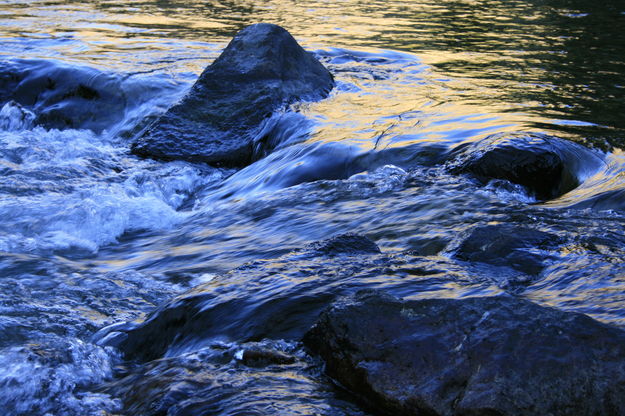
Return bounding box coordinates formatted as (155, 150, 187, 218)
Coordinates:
(479, 179, 536, 204)
(0, 101, 35, 132)
(0, 125, 118, 167)
(0, 126, 222, 254)
(0, 340, 122, 415)
(348, 164, 408, 193)
(0, 172, 209, 253)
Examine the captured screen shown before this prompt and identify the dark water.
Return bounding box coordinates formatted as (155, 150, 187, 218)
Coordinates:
(1, 1, 625, 415)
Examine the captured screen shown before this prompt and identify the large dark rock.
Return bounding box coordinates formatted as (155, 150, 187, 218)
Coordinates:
(448, 133, 603, 200)
(0, 59, 125, 132)
(304, 291, 625, 416)
(131, 23, 334, 167)
(453, 224, 561, 275)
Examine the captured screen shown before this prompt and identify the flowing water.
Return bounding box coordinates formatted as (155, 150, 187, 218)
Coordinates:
(1, 1, 625, 415)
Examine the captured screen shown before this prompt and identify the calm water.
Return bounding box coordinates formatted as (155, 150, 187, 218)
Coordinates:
(1, 1, 625, 415)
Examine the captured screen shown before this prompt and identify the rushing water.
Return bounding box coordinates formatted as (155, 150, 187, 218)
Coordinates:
(1, 1, 625, 415)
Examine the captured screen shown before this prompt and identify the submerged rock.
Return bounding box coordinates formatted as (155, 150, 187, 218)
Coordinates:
(306, 233, 381, 256)
(0, 59, 125, 132)
(453, 224, 561, 275)
(131, 23, 334, 167)
(448, 132, 603, 200)
(304, 291, 625, 416)
(570, 188, 625, 211)
(102, 340, 361, 416)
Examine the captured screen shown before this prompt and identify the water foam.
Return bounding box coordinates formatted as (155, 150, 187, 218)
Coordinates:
(0, 125, 222, 254)
(0, 101, 35, 131)
(0, 339, 121, 416)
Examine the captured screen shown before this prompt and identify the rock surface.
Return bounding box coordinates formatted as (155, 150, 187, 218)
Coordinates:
(131, 23, 334, 167)
(453, 224, 561, 275)
(448, 132, 603, 200)
(304, 291, 625, 416)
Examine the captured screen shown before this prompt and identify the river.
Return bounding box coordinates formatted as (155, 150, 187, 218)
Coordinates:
(1, 1, 624, 414)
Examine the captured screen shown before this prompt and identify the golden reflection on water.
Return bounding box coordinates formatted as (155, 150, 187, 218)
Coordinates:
(1, 0, 624, 144)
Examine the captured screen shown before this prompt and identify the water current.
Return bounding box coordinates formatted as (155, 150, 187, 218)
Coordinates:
(1, 1, 625, 415)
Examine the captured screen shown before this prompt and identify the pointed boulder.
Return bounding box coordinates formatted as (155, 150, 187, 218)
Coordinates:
(132, 23, 334, 166)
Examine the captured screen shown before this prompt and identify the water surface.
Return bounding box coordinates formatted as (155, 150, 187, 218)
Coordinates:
(1, 1, 624, 415)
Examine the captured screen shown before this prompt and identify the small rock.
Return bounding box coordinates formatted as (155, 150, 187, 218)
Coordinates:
(448, 132, 603, 200)
(453, 224, 561, 275)
(237, 347, 295, 367)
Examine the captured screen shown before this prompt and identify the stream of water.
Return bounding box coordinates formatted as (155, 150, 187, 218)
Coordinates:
(1, 1, 624, 415)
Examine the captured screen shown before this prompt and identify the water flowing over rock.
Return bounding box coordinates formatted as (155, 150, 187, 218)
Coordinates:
(304, 291, 625, 416)
(96, 233, 383, 362)
(0, 59, 126, 132)
(306, 233, 381, 256)
(448, 132, 603, 200)
(131, 23, 335, 167)
(0, 101, 35, 131)
(570, 188, 625, 211)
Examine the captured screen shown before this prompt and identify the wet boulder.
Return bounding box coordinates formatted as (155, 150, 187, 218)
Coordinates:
(448, 132, 603, 200)
(131, 23, 335, 167)
(304, 291, 625, 416)
(452, 224, 561, 275)
(0, 58, 125, 132)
